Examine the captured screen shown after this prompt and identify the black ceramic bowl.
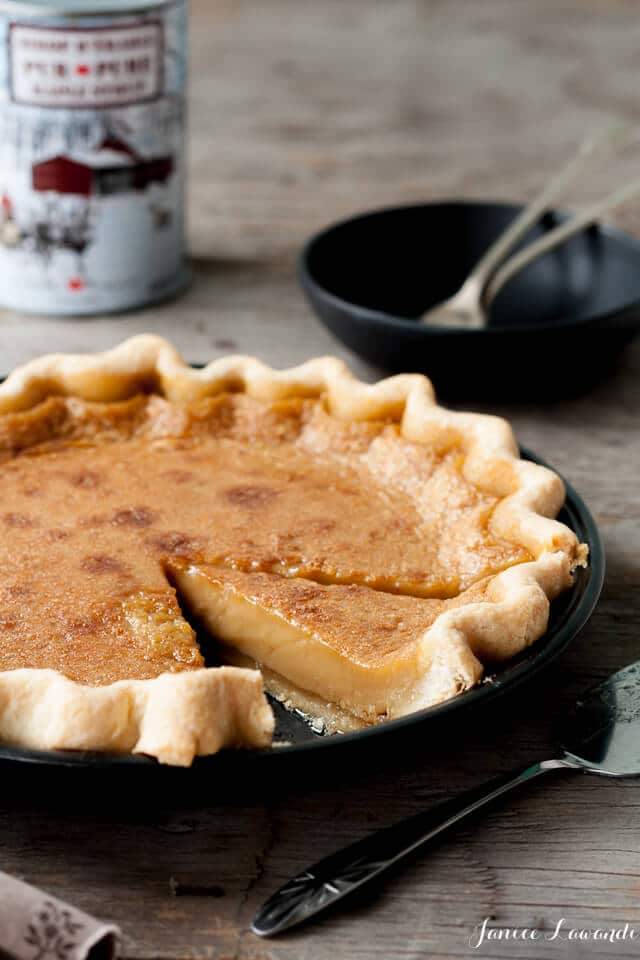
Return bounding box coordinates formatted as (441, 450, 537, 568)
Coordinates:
(300, 201, 640, 399)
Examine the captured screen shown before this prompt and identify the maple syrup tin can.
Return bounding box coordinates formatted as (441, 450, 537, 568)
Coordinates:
(0, 0, 188, 315)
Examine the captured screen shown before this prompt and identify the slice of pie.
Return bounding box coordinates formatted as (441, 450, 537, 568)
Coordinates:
(167, 558, 572, 730)
(0, 336, 587, 764)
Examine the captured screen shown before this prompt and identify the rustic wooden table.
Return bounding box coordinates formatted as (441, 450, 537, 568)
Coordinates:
(1, 2, 639, 958)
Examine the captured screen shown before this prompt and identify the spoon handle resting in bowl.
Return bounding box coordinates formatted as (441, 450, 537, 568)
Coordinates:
(484, 175, 640, 306)
(461, 123, 631, 292)
(252, 757, 577, 938)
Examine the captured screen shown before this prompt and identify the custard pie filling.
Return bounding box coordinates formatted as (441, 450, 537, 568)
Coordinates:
(0, 337, 586, 762)
(0, 392, 530, 679)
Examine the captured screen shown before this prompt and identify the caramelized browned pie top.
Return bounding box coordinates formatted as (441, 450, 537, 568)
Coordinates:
(0, 391, 532, 688)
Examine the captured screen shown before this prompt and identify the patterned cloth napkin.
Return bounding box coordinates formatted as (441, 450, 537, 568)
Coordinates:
(0, 872, 120, 960)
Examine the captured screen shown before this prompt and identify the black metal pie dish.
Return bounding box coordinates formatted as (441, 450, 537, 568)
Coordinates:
(0, 449, 604, 771)
(299, 201, 640, 399)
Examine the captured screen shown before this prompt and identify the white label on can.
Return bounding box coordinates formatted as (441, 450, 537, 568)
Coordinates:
(10, 22, 163, 108)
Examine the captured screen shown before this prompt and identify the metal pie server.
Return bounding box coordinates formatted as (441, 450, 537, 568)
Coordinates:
(252, 660, 640, 937)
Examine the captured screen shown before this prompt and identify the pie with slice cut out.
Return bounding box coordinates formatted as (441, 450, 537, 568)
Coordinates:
(0, 336, 587, 764)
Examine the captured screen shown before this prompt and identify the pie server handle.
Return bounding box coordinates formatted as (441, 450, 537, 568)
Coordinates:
(251, 757, 575, 937)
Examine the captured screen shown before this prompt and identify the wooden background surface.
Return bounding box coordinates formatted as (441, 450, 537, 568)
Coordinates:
(1, 2, 640, 958)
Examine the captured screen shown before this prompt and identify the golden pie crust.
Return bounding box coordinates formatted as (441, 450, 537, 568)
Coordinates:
(0, 336, 587, 764)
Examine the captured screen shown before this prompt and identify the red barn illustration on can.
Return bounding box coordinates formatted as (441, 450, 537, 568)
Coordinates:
(32, 137, 173, 197)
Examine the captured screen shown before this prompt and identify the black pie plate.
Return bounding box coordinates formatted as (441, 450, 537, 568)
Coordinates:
(0, 448, 604, 775)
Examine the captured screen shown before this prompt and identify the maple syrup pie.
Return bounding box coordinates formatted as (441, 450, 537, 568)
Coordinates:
(0, 337, 587, 764)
